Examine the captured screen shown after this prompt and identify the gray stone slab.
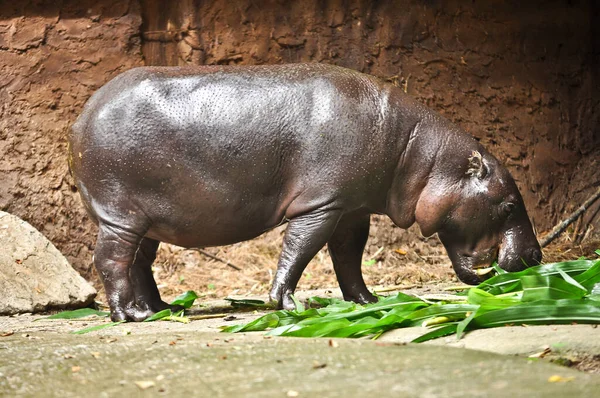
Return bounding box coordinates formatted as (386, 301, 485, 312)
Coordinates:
(1, 331, 598, 397)
(380, 324, 600, 357)
(0, 211, 96, 314)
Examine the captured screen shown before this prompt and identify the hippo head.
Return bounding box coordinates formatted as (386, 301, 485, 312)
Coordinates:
(415, 149, 542, 284)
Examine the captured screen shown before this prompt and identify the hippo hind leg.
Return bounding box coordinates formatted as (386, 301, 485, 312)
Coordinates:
(94, 223, 174, 321)
(130, 238, 183, 315)
(269, 207, 343, 310)
(328, 212, 377, 304)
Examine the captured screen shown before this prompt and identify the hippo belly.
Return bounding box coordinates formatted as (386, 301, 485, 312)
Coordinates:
(72, 65, 381, 248)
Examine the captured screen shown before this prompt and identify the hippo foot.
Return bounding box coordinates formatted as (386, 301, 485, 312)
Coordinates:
(110, 302, 184, 322)
(110, 305, 155, 322)
(343, 290, 377, 305)
(269, 290, 299, 311)
(137, 299, 183, 315)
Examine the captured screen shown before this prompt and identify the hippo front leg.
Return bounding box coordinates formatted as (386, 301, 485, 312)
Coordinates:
(94, 223, 155, 322)
(328, 212, 377, 304)
(270, 208, 343, 310)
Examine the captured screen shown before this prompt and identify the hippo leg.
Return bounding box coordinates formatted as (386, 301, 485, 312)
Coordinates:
(328, 213, 377, 304)
(129, 238, 183, 314)
(269, 208, 342, 310)
(94, 223, 154, 322)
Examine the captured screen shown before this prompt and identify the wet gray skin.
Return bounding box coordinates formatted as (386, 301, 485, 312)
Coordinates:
(68, 63, 541, 321)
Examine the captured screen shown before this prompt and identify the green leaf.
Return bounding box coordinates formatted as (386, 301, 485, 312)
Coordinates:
(412, 324, 458, 343)
(491, 262, 506, 274)
(362, 259, 376, 266)
(595, 249, 600, 256)
(307, 296, 348, 308)
(140, 293, 199, 323)
(225, 298, 273, 309)
(326, 321, 382, 338)
(405, 304, 478, 326)
(456, 309, 478, 339)
(573, 260, 600, 290)
(164, 315, 190, 324)
(41, 308, 109, 320)
(290, 295, 305, 312)
(477, 260, 595, 295)
(280, 319, 354, 337)
(467, 288, 520, 309)
(170, 290, 199, 309)
(471, 300, 600, 328)
(422, 316, 452, 327)
(143, 309, 173, 322)
(222, 257, 600, 342)
(521, 275, 587, 302)
(222, 312, 286, 333)
(557, 268, 587, 292)
(72, 321, 125, 334)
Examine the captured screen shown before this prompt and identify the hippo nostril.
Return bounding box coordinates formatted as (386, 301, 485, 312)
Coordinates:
(527, 248, 542, 265)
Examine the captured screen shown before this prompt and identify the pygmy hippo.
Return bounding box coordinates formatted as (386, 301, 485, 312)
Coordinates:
(69, 63, 542, 321)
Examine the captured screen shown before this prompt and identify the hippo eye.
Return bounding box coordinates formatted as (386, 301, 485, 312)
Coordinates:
(500, 202, 515, 217)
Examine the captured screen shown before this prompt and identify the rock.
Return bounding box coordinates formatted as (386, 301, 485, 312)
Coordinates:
(0, 211, 96, 315)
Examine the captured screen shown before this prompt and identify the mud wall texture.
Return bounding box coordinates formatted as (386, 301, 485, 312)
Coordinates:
(0, 0, 598, 277)
(0, 0, 143, 277)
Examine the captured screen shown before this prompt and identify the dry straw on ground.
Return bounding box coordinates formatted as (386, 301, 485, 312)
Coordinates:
(91, 215, 599, 303)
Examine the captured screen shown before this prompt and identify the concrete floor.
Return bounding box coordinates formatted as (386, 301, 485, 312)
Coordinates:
(1, 290, 599, 397)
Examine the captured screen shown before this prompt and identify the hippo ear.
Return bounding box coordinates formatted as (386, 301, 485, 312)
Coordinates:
(466, 151, 487, 179)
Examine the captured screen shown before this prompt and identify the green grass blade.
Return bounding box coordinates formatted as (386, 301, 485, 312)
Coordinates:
(265, 324, 300, 336)
(557, 268, 587, 292)
(298, 296, 427, 324)
(456, 309, 478, 339)
(222, 312, 286, 332)
(477, 260, 595, 294)
(467, 288, 520, 309)
(164, 315, 190, 324)
(521, 275, 587, 302)
(405, 304, 479, 326)
(281, 319, 354, 337)
(307, 297, 349, 307)
(412, 323, 458, 343)
(223, 255, 600, 341)
(41, 308, 110, 320)
(290, 295, 305, 312)
(143, 309, 173, 322)
(528, 260, 595, 276)
(491, 262, 506, 274)
(573, 260, 600, 290)
(225, 298, 274, 309)
(72, 321, 125, 334)
(326, 323, 381, 338)
(471, 300, 600, 328)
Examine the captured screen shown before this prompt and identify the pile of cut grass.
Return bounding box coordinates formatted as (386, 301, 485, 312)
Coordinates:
(223, 252, 600, 342)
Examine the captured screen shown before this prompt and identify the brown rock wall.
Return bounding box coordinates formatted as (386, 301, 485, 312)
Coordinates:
(0, 0, 143, 278)
(0, 0, 598, 278)
(140, 0, 600, 236)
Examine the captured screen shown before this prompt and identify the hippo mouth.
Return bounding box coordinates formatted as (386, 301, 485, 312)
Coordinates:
(450, 248, 499, 285)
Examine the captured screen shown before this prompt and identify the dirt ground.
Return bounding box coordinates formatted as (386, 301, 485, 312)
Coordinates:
(88, 216, 600, 305)
(149, 219, 455, 301)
